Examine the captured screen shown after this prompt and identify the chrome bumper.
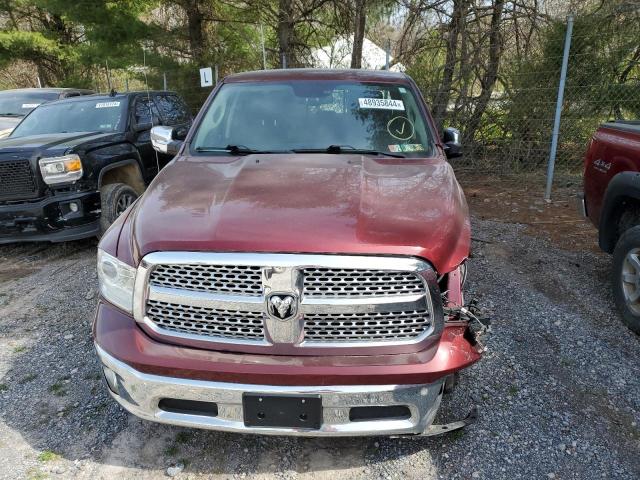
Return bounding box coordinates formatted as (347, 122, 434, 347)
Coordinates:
(96, 344, 450, 437)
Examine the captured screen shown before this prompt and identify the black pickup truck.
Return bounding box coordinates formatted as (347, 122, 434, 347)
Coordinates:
(0, 91, 192, 243)
(0, 88, 93, 138)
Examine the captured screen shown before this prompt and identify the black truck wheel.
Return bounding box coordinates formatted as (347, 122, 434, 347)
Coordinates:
(99, 183, 138, 235)
(612, 225, 640, 334)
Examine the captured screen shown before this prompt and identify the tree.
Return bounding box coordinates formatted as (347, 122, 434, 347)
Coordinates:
(350, 0, 366, 68)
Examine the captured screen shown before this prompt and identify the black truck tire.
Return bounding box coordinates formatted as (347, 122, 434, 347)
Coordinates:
(99, 183, 138, 235)
(612, 225, 640, 334)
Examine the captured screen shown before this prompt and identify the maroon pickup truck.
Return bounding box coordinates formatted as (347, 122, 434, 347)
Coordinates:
(93, 69, 485, 436)
(583, 120, 640, 333)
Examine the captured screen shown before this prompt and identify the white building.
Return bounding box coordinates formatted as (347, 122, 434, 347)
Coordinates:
(311, 36, 405, 72)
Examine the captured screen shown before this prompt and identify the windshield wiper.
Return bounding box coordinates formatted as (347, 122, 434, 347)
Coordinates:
(292, 145, 405, 158)
(195, 144, 291, 155)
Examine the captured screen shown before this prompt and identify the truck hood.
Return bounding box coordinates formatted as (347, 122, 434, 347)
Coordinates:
(0, 131, 121, 156)
(130, 154, 470, 274)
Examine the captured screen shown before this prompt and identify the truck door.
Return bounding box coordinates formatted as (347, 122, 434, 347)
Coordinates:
(132, 95, 166, 180)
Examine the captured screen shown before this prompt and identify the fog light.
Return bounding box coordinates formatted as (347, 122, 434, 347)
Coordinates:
(69, 202, 79, 212)
(102, 366, 119, 394)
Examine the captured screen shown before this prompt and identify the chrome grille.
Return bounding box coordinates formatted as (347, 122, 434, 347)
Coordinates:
(137, 253, 440, 351)
(146, 299, 265, 341)
(150, 264, 262, 296)
(303, 310, 431, 342)
(303, 267, 424, 297)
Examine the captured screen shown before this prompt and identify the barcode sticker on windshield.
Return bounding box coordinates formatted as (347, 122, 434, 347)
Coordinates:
(358, 98, 404, 110)
(95, 101, 120, 109)
(21, 103, 40, 109)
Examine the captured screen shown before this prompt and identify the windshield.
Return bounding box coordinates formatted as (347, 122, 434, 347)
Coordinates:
(0, 91, 60, 117)
(11, 98, 127, 137)
(191, 81, 434, 157)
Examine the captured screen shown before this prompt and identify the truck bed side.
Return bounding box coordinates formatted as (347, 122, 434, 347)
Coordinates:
(584, 122, 640, 229)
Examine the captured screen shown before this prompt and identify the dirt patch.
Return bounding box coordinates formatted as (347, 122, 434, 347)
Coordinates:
(459, 174, 600, 253)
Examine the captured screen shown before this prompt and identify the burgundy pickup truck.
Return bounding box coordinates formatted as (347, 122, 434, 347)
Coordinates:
(93, 69, 485, 436)
(583, 120, 640, 334)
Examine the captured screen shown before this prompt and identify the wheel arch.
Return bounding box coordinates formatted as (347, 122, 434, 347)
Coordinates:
(98, 160, 146, 195)
(599, 171, 640, 253)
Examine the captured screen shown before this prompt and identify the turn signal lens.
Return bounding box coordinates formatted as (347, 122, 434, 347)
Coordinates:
(65, 157, 82, 172)
(39, 154, 83, 184)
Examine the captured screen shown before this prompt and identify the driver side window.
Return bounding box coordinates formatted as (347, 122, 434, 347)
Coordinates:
(134, 97, 160, 128)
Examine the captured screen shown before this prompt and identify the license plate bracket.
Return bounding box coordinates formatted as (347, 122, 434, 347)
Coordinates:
(243, 393, 322, 429)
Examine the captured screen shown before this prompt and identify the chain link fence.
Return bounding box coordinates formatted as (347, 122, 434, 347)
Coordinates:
(87, 7, 640, 199)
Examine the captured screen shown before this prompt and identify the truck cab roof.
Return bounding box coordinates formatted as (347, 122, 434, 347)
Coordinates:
(224, 68, 409, 84)
(43, 90, 179, 107)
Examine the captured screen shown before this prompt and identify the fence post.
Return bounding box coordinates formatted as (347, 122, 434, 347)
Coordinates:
(105, 60, 112, 91)
(260, 24, 267, 69)
(385, 39, 390, 70)
(544, 14, 574, 201)
(163, 72, 167, 90)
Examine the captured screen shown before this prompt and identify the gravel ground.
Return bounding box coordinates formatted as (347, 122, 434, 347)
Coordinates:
(0, 216, 638, 480)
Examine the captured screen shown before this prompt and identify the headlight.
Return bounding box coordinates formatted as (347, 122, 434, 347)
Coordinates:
(39, 154, 83, 185)
(97, 249, 136, 313)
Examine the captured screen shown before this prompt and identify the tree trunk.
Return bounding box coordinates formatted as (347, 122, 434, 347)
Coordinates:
(431, 0, 467, 131)
(183, 0, 205, 64)
(350, 0, 367, 69)
(277, 0, 295, 68)
(463, 0, 505, 144)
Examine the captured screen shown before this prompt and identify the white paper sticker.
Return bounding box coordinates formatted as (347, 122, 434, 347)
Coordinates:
(95, 101, 120, 109)
(358, 98, 405, 110)
(21, 103, 41, 109)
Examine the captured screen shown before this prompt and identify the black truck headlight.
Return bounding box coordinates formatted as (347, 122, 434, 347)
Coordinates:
(39, 154, 83, 185)
(97, 249, 136, 313)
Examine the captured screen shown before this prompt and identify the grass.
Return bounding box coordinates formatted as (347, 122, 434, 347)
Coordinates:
(12, 345, 26, 353)
(37, 450, 60, 462)
(0, 383, 7, 393)
(175, 431, 191, 444)
(451, 429, 465, 440)
(26, 468, 47, 480)
(508, 385, 520, 396)
(19, 373, 37, 384)
(59, 405, 74, 417)
(47, 383, 66, 397)
(165, 444, 179, 456)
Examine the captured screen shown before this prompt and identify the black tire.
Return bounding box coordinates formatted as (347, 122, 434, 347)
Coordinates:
(99, 183, 138, 236)
(612, 225, 640, 334)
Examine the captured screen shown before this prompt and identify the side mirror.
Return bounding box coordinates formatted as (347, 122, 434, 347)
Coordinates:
(173, 125, 189, 141)
(135, 115, 160, 132)
(442, 127, 462, 159)
(151, 125, 183, 156)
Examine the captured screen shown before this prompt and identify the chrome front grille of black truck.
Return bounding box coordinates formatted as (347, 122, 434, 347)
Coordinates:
(0, 160, 38, 201)
(134, 253, 442, 352)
